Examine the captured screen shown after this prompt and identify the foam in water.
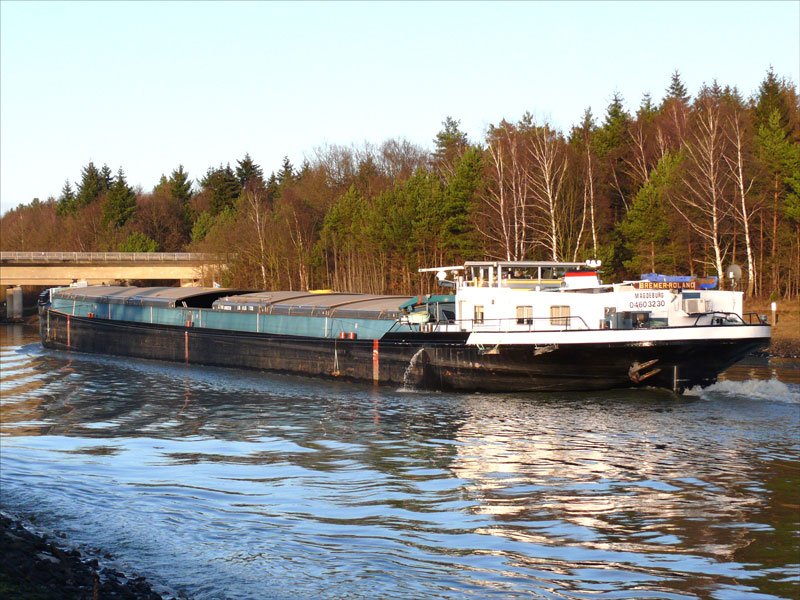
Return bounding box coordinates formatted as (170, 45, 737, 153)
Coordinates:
(401, 348, 427, 391)
(685, 378, 799, 403)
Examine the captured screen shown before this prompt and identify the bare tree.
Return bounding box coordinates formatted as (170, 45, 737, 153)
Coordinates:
(671, 94, 733, 283)
(527, 123, 569, 261)
(479, 120, 535, 260)
(725, 107, 758, 296)
(240, 188, 271, 289)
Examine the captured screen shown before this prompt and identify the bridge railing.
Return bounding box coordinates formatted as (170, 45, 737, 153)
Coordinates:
(0, 252, 229, 263)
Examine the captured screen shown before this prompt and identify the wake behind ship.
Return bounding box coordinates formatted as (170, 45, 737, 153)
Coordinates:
(39, 260, 771, 394)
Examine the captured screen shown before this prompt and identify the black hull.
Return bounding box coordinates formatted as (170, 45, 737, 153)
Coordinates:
(40, 310, 769, 394)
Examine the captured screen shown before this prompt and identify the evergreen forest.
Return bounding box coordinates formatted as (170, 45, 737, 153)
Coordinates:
(2, 69, 798, 300)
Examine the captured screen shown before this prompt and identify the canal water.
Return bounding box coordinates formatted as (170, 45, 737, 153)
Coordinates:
(1, 323, 798, 599)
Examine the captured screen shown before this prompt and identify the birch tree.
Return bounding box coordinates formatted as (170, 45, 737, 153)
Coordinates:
(725, 104, 758, 296)
(671, 90, 732, 283)
(479, 119, 534, 260)
(240, 188, 271, 289)
(528, 122, 568, 261)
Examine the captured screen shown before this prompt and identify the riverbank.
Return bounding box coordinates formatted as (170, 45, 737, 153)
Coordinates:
(745, 300, 800, 358)
(0, 513, 171, 600)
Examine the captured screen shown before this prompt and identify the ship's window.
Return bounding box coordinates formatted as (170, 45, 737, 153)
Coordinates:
(474, 305, 484, 324)
(550, 305, 570, 326)
(516, 305, 533, 325)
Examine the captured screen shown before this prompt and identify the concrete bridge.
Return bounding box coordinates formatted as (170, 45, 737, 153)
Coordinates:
(0, 252, 229, 287)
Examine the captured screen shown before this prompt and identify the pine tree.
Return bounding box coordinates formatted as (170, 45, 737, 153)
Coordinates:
(619, 152, 681, 275)
(100, 164, 114, 192)
(433, 116, 469, 171)
(595, 93, 632, 223)
(637, 93, 657, 120)
(277, 157, 295, 185)
(119, 231, 158, 252)
(201, 165, 241, 216)
(102, 168, 137, 228)
(236, 154, 265, 190)
(191, 211, 215, 243)
(56, 180, 76, 215)
(168, 165, 193, 202)
(265, 172, 280, 203)
(595, 92, 629, 157)
(665, 70, 690, 104)
(753, 67, 798, 138)
(440, 146, 482, 260)
(75, 162, 104, 208)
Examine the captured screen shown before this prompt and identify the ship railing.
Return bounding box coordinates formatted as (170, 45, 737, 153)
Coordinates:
(742, 312, 769, 325)
(469, 315, 591, 332)
(403, 314, 592, 333)
(691, 311, 764, 327)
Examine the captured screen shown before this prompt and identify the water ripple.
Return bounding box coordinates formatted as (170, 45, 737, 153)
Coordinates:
(1, 325, 798, 599)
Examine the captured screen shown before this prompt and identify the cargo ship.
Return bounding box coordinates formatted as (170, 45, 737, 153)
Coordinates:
(38, 261, 771, 393)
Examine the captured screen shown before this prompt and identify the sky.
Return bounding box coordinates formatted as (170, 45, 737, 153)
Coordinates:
(1, 1, 798, 215)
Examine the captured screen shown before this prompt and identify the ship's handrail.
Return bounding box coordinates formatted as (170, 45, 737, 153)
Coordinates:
(742, 311, 770, 325)
(402, 314, 592, 333)
(690, 311, 763, 327)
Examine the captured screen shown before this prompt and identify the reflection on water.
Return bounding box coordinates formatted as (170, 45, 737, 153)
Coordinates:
(1, 323, 799, 599)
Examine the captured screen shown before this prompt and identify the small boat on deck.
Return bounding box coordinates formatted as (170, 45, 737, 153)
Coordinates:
(39, 260, 770, 393)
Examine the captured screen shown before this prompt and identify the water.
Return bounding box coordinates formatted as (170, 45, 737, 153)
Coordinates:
(1, 323, 799, 600)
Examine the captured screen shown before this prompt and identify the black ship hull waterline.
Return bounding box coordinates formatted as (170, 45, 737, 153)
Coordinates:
(40, 309, 769, 394)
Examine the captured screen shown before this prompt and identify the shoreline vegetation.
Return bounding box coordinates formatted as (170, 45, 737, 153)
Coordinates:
(1, 69, 798, 303)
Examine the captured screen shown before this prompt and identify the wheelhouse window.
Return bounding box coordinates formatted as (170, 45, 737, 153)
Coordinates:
(516, 305, 533, 325)
(474, 305, 484, 324)
(550, 305, 571, 326)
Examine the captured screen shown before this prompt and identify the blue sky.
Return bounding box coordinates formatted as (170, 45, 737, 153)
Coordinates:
(1, 1, 798, 214)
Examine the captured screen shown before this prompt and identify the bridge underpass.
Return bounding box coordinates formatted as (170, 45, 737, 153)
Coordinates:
(0, 252, 228, 287)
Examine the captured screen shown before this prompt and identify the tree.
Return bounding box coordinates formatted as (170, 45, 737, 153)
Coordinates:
(100, 164, 114, 191)
(724, 101, 759, 296)
(236, 154, 265, 191)
(56, 180, 76, 216)
(570, 108, 600, 259)
(201, 165, 241, 216)
(102, 168, 137, 228)
(620, 153, 681, 274)
(753, 67, 797, 137)
(658, 71, 692, 155)
(433, 116, 469, 175)
(119, 231, 158, 252)
(480, 118, 535, 260)
(277, 156, 295, 186)
(665, 70, 690, 104)
(671, 90, 732, 283)
(595, 92, 632, 219)
(168, 165, 193, 203)
(440, 147, 483, 261)
(191, 211, 215, 243)
(756, 108, 800, 295)
(239, 188, 271, 289)
(527, 122, 569, 261)
(75, 162, 105, 209)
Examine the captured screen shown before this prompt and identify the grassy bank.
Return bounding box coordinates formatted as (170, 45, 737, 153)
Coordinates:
(745, 299, 800, 358)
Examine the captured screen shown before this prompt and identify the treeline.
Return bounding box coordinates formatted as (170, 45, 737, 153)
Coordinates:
(2, 69, 798, 299)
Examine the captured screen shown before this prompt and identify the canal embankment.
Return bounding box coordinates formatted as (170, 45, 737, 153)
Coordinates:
(0, 513, 171, 600)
